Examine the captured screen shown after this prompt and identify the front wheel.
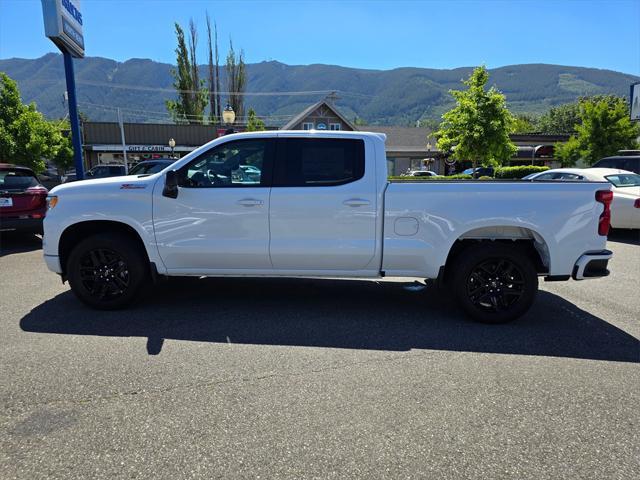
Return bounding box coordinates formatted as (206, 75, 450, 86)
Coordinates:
(66, 233, 149, 309)
(451, 243, 538, 324)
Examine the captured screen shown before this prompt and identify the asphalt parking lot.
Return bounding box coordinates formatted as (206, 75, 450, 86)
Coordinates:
(0, 231, 638, 479)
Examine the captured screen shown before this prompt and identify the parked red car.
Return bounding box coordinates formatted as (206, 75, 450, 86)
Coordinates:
(0, 164, 48, 234)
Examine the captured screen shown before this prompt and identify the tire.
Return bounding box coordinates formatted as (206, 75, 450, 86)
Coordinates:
(66, 232, 149, 310)
(451, 242, 538, 324)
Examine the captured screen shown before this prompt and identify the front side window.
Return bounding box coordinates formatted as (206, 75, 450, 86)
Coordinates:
(533, 173, 555, 180)
(275, 138, 365, 187)
(179, 139, 271, 188)
(555, 173, 583, 180)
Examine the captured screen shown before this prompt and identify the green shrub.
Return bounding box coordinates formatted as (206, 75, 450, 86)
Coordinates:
(494, 166, 549, 179)
(388, 174, 473, 181)
(478, 176, 493, 180)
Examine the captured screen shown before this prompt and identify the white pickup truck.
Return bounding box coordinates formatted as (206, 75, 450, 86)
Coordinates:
(43, 131, 614, 323)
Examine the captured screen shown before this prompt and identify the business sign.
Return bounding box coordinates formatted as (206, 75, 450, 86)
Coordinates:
(90, 144, 198, 153)
(41, 0, 84, 58)
(631, 82, 640, 122)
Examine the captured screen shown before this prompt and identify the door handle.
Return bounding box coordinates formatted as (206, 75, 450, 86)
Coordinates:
(237, 198, 264, 207)
(343, 198, 370, 207)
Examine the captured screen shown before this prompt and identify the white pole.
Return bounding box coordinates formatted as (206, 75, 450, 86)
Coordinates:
(117, 108, 129, 174)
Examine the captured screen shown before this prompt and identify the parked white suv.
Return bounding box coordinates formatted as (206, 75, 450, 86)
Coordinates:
(43, 131, 613, 323)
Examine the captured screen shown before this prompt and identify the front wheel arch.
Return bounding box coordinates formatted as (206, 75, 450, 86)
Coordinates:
(59, 220, 150, 276)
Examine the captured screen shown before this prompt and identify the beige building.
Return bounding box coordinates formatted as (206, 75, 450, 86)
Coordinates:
(280, 100, 438, 175)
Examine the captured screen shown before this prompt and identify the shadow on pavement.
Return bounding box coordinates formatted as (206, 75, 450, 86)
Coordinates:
(20, 277, 639, 362)
(0, 232, 42, 257)
(608, 229, 640, 246)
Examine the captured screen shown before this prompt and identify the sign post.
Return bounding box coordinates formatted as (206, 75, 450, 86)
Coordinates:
(41, 0, 85, 179)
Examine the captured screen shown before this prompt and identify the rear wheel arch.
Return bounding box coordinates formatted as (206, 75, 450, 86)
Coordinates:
(440, 226, 550, 285)
(59, 220, 150, 275)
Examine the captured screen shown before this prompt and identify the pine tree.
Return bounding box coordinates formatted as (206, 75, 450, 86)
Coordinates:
(436, 66, 517, 177)
(246, 108, 266, 131)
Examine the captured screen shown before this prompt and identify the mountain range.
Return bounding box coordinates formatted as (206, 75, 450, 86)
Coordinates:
(1, 53, 638, 125)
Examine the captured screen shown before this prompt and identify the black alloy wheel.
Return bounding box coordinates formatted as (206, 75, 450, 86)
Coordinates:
(67, 232, 149, 309)
(78, 247, 130, 300)
(452, 242, 538, 323)
(466, 258, 525, 312)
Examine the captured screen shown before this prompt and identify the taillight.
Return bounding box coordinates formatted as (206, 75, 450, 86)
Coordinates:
(634, 198, 640, 209)
(25, 186, 48, 208)
(595, 190, 613, 236)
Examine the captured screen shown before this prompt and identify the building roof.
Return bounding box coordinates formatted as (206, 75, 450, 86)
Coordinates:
(358, 126, 434, 154)
(281, 100, 357, 130)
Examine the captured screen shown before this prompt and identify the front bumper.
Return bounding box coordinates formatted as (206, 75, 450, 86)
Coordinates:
(0, 216, 44, 234)
(572, 250, 612, 280)
(44, 254, 63, 274)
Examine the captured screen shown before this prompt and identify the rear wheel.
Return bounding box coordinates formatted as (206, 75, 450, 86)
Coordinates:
(451, 243, 538, 323)
(66, 233, 149, 309)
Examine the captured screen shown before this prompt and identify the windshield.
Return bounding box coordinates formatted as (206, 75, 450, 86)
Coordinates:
(0, 169, 39, 191)
(129, 162, 170, 175)
(604, 173, 640, 187)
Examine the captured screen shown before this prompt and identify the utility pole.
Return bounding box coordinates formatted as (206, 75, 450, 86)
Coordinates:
(117, 108, 129, 173)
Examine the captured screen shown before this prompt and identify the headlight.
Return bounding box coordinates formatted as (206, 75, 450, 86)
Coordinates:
(46, 195, 58, 210)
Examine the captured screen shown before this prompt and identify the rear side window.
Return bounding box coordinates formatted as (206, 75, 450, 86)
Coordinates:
(275, 138, 365, 187)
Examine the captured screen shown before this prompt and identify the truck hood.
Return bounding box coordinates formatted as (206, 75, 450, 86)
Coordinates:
(49, 174, 156, 195)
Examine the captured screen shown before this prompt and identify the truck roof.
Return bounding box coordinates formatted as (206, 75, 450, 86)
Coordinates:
(219, 130, 387, 143)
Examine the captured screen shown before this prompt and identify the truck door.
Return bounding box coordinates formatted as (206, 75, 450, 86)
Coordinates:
(153, 138, 275, 272)
(269, 136, 378, 271)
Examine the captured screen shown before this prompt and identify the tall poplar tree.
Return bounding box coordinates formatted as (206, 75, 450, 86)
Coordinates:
(166, 21, 208, 124)
(226, 39, 246, 121)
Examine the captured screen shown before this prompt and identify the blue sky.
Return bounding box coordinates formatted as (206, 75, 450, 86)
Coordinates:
(1, 0, 639, 74)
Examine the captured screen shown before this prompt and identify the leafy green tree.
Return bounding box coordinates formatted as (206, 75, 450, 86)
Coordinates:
(436, 66, 517, 176)
(511, 113, 538, 133)
(418, 118, 440, 130)
(353, 116, 368, 127)
(49, 120, 74, 172)
(537, 102, 581, 134)
(0, 72, 68, 173)
(166, 22, 208, 124)
(245, 108, 265, 131)
(556, 95, 640, 166)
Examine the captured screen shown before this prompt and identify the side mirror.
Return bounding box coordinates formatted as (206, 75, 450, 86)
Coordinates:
(162, 170, 179, 199)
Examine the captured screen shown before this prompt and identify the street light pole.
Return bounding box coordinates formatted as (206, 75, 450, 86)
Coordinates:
(168, 138, 176, 158)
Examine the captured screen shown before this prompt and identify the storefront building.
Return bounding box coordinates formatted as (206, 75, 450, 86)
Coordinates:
(81, 103, 569, 175)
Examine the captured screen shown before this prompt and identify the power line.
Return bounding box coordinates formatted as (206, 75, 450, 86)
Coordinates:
(77, 101, 295, 124)
(72, 80, 374, 98)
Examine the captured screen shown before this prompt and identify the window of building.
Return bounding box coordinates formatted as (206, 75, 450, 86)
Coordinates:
(179, 139, 273, 188)
(302, 122, 314, 130)
(274, 138, 365, 187)
(329, 123, 341, 131)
